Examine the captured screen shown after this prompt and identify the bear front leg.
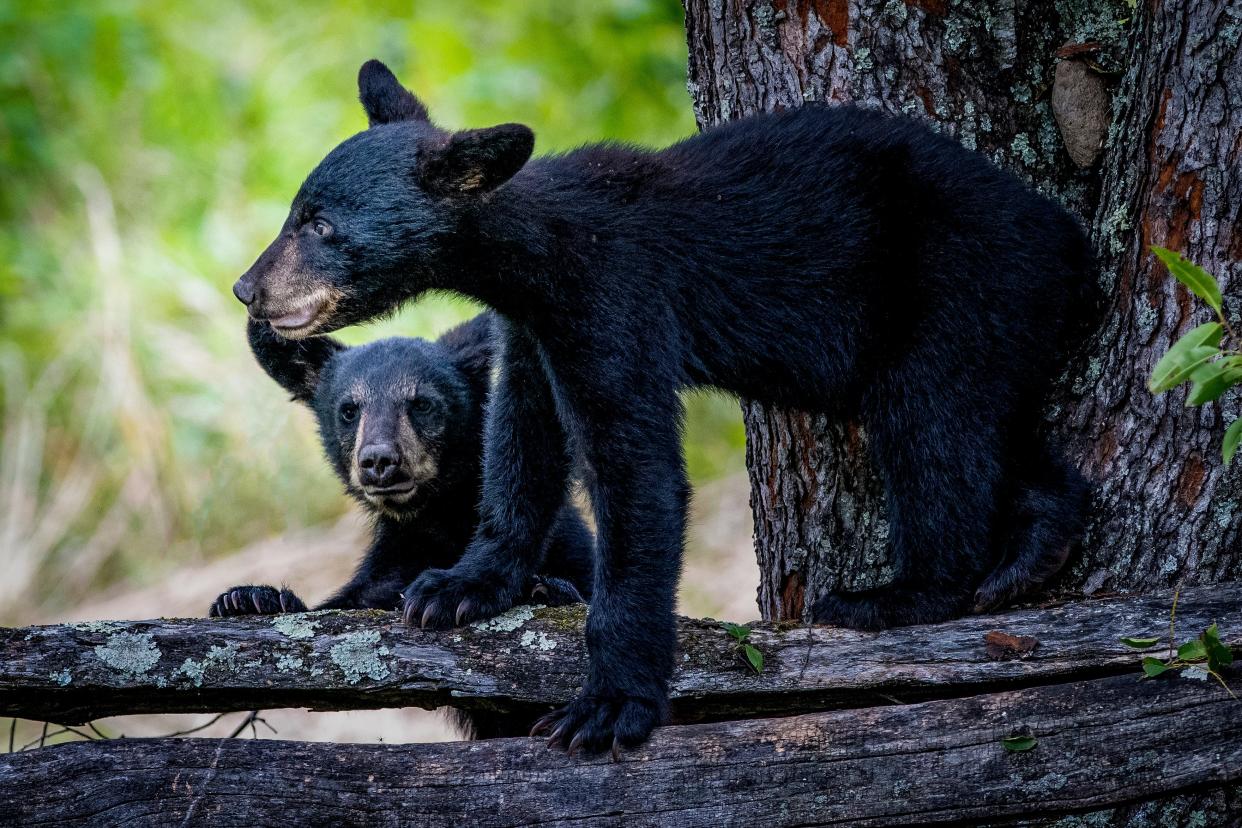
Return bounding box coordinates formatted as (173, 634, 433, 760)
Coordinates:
(402, 320, 573, 628)
(532, 395, 686, 757)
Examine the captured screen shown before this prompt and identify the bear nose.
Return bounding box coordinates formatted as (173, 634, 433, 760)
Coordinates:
(359, 443, 402, 487)
(233, 277, 256, 306)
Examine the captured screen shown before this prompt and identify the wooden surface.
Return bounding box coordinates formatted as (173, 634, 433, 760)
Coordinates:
(4, 672, 1240, 826)
(1, 585, 1235, 725)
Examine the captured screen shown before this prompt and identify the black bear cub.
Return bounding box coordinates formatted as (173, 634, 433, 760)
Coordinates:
(233, 61, 1096, 755)
(210, 314, 594, 663)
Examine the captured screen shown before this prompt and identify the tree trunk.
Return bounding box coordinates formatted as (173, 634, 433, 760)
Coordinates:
(683, 0, 1241, 823)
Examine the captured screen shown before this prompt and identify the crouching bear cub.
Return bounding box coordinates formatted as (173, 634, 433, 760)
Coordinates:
(210, 313, 595, 734)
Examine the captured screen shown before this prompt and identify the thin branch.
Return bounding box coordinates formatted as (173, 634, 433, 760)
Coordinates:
(19, 724, 95, 753)
(1169, 585, 1181, 661)
(228, 710, 262, 739)
(156, 712, 228, 739)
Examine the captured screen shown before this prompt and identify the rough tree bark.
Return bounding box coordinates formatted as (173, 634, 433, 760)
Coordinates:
(7, 587, 1233, 725)
(5, 675, 1241, 827)
(683, 0, 1241, 824)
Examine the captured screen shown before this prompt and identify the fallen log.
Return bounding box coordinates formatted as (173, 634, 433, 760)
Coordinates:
(2, 673, 1239, 827)
(1, 585, 1236, 725)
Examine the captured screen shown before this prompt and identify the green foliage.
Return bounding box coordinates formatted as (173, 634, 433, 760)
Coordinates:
(998, 734, 1038, 754)
(1147, 247, 1241, 465)
(1224, 418, 1242, 465)
(1152, 247, 1222, 315)
(1141, 656, 1170, 678)
(1148, 323, 1222, 393)
(721, 622, 764, 673)
(0, 1, 711, 619)
(1001, 733, 1037, 753)
(1123, 590, 1236, 697)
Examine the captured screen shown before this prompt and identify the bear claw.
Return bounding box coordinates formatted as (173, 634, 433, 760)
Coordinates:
(208, 585, 307, 618)
(529, 692, 661, 759)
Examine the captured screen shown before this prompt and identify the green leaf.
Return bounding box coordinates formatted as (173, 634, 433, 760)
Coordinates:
(1120, 636, 1162, 649)
(722, 622, 750, 642)
(1152, 246, 1223, 314)
(1178, 639, 1208, 662)
(742, 643, 764, 673)
(1208, 644, 1234, 672)
(1224, 419, 1242, 466)
(1142, 657, 1171, 677)
(1204, 625, 1234, 670)
(1186, 357, 1242, 406)
(1149, 323, 1223, 393)
(1002, 734, 1037, 753)
(1150, 346, 1222, 394)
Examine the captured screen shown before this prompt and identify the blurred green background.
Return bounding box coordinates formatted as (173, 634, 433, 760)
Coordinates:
(0, 0, 746, 621)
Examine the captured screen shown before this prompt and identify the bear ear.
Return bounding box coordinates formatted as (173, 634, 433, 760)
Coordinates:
(437, 312, 495, 398)
(247, 319, 347, 403)
(358, 59, 429, 127)
(420, 124, 534, 197)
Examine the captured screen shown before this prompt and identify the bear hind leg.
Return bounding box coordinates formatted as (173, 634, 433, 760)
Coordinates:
(812, 373, 1005, 630)
(973, 448, 1090, 613)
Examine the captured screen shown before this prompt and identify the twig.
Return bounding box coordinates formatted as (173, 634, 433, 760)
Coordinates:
(798, 615, 814, 682)
(157, 712, 228, 739)
(1209, 669, 1239, 699)
(19, 724, 96, 752)
(7, 718, 14, 754)
(228, 710, 263, 739)
(85, 721, 110, 740)
(1216, 305, 1239, 345)
(1169, 585, 1181, 661)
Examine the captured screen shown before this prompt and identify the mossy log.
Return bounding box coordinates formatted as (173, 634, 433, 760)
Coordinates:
(1, 584, 1236, 725)
(3, 672, 1241, 826)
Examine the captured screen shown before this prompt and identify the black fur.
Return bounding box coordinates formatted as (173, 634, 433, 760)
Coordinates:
(232, 62, 1098, 753)
(210, 312, 595, 737)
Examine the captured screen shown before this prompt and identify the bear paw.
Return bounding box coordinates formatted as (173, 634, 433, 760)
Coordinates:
(401, 567, 520, 629)
(530, 691, 663, 760)
(528, 575, 584, 607)
(208, 585, 308, 618)
(811, 585, 964, 630)
(972, 575, 1023, 615)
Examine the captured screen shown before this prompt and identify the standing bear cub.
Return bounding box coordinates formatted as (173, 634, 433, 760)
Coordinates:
(232, 61, 1096, 755)
(210, 312, 594, 623)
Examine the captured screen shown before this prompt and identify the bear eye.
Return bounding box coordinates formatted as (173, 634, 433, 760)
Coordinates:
(311, 218, 333, 238)
(409, 397, 433, 414)
(339, 401, 359, 422)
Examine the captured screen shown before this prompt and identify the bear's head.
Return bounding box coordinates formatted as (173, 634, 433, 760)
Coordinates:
(232, 60, 534, 338)
(248, 314, 493, 517)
